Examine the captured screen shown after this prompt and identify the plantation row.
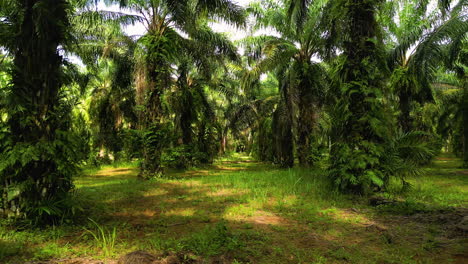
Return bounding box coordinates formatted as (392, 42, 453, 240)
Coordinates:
(0, 0, 467, 226)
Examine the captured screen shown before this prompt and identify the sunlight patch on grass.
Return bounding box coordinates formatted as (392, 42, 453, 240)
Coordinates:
(323, 209, 369, 225)
(224, 204, 257, 219)
(143, 188, 169, 197)
(2, 156, 467, 264)
(164, 208, 196, 217)
(207, 188, 245, 197)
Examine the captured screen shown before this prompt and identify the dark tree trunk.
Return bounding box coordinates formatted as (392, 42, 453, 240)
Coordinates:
(1, 0, 74, 223)
(178, 90, 194, 145)
(328, 0, 387, 194)
(139, 31, 171, 178)
(398, 88, 412, 133)
(272, 103, 294, 168)
(462, 80, 468, 168)
(176, 64, 194, 146)
(297, 69, 316, 166)
(140, 79, 164, 178)
(273, 79, 294, 168)
(257, 118, 274, 162)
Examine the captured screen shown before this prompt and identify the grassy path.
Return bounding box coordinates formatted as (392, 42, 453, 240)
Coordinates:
(1, 157, 467, 263)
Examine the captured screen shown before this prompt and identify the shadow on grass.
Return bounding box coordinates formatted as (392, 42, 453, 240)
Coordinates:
(2, 160, 467, 264)
(0, 239, 25, 260)
(74, 164, 466, 263)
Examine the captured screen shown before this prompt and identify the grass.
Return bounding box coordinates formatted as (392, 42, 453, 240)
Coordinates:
(0, 156, 467, 263)
(84, 218, 117, 257)
(383, 157, 468, 213)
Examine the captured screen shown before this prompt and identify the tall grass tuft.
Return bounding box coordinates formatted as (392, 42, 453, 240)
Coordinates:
(84, 218, 117, 257)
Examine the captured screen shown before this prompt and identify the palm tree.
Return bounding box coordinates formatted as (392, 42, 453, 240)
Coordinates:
(323, 0, 458, 193)
(437, 1, 467, 166)
(243, 0, 328, 166)
(324, 0, 390, 194)
(438, 37, 468, 167)
(110, 0, 245, 178)
(83, 28, 138, 162)
(227, 69, 280, 163)
(0, 0, 79, 223)
(384, 0, 467, 132)
(170, 56, 232, 167)
(0, 0, 137, 223)
(461, 73, 468, 168)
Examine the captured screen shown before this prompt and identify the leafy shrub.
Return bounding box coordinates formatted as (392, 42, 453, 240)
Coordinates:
(162, 144, 210, 169)
(379, 131, 438, 189)
(120, 128, 144, 160)
(330, 128, 437, 194)
(140, 123, 173, 178)
(304, 138, 328, 166)
(0, 129, 84, 225)
(162, 145, 197, 169)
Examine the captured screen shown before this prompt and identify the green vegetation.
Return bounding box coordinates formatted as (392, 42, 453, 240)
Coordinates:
(0, 158, 467, 263)
(0, 0, 467, 263)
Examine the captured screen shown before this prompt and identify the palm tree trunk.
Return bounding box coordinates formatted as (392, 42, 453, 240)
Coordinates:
(398, 89, 412, 133)
(140, 78, 164, 178)
(139, 32, 170, 178)
(219, 127, 228, 154)
(328, 0, 387, 194)
(1, 0, 73, 222)
(257, 117, 274, 161)
(296, 63, 317, 166)
(272, 103, 294, 168)
(462, 79, 468, 168)
(178, 87, 194, 146)
(297, 109, 314, 166)
(297, 90, 316, 166)
(176, 64, 194, 146)
(273, 81, 294, 168)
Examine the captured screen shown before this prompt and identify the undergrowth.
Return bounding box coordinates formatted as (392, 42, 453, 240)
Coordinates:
(0, 157, 466, 263)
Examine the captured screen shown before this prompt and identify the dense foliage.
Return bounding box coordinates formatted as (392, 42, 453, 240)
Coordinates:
(0, 0, 466, 223)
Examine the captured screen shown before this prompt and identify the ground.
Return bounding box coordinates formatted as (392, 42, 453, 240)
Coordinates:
(0, 155, 467, 264)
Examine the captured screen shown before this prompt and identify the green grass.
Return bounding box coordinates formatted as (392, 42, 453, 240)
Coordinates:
(381, 157, 468, 214)
(0, 156, 467, 263)
(84, 218, 117, 257)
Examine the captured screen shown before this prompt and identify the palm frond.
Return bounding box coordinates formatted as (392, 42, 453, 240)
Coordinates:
(196, 0, 246, 28)
(74, 10, 144, 28)
(409, 15, 468, 84)
(189, 26, 239, 62)
(286, 0, 311, 32)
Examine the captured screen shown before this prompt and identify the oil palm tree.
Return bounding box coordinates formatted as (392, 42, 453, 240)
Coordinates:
(243, 0, 328, 166)
(324, 0, 390, 193)
(0, 0, 80, 223)
(170, 54, 235, 167)
(384, 0, 468, 132)
(454, 42, 468, 167)
(83, 27, 138, 162)
(227, 72, 280, 163)
(438, 36, 467, 167)
(109, 0, 245, 177)
(0, 0, 137, 223)
(324, 0, 455, 193)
